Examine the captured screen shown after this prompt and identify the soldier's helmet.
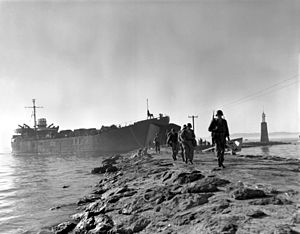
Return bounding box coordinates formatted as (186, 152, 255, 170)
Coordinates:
(187, 123, 192, 128)
(216, 110, 224, 116)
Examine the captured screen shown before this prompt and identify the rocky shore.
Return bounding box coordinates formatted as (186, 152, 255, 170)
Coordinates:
(50, 148, 300, 234)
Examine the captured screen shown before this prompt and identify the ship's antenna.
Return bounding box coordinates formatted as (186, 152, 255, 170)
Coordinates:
(25, 99, 43, 131)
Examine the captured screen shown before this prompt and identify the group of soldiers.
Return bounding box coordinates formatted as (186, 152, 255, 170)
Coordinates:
(155, 109, 230, 168)
(166, 123, 197, 164)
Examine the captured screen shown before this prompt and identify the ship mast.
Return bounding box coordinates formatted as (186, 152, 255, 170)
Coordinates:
(25, 99, 43, 131)
(147, 98, 149, 119)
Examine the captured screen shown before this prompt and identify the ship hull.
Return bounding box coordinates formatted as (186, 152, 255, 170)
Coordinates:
(11, 117, 180, 155)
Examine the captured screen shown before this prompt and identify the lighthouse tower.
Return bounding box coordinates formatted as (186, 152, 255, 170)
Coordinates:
(260, 111, 269, 143)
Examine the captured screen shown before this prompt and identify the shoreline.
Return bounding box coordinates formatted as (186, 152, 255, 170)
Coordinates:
(48, 148, 299, 234)
(242, 141, 292, 148)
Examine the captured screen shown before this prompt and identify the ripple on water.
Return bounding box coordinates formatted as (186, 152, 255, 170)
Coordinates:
(0, 152, 104, 234)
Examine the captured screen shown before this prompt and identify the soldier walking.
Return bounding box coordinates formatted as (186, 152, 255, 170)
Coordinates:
(153, 133, 160, 154)
(178, 125, 187, 162)
(208, 110, 230, 168)
(180, 123, 196, 164)
(167, 128, 179, 161)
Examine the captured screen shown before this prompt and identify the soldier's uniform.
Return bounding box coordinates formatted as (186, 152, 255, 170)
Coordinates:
(178, 125, 187, 162)
(167, 129, 179, 161)
(208, 110, 229, 168)
(180, 124, 196, 164)
(154, 135, 160, 153)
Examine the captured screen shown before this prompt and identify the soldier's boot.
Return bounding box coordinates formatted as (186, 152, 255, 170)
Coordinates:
(217, 157, 222, 167)
(172, 153, 176, 161)
(221, 156, 225, 168)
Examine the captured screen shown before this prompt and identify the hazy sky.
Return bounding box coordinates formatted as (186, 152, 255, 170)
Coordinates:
(0, 0, 299, 150)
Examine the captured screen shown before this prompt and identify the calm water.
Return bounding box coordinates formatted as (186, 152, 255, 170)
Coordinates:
(0, 141, 299, 234)
(0, 153, 105, 234)
(241, 139, 300, 159)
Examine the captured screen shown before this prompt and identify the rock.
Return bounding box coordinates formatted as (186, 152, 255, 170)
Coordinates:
(119, 205, 133, 215)
(202, 215, 242, 234)
(211, 167, 222, 171)
(106, 165, 119, 173)
(131, 217, 151, 233)
(161, 171, 175, 182)
(182, 180, 218, 193)
(246, 209, 267, 218)
(88, 214, 114, 234)
(102, 155, 122, 165)
(178, 194, 213, 211)
(92, 187, 109, 195)
(108, 227, 133, 234)
(155, 196, 165, 205)
(123, 190, 137, 197)
(162, 193, 213, 214)
(201, 177, 230, 187)
(154, 206, 161, 212)
(37, 230, 55, 234)
(71, 212, 85, 221)
(291, 212, 300, 224)
(74, 213, 114, 234)
(53, 221, 76, 234)
(211, 200, 231, 212)
(91, 164, 118, 174)
(119, 197, 147, 215)
(142, 185, 182, 205)
(85, 200, 111, 215)
(92, 166, 106, 174)
(114, 186, 137, 197)
(174, 212, 195, 226)
(274, 224, 299, 234)
(50, 206, 61, 210)
(249, 196, 292, 205)
(77, 194, 101, 205)
(173, 170, 205, 184)
(107, 195, 122, 203)
(102, 158, 117, 165)
(158, 162, 174, 167)
(232, 188, 266, 200)
(74, 214, 95, 233)
(162, 170, 205, 184)
(221, 223, 238, 234)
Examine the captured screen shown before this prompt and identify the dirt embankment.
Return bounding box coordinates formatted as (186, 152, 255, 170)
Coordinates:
(51, 148, 300, 234)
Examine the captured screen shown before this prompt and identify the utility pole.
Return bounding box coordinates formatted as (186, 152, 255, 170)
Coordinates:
(188, 115, 198, 130)
(25, 99, 43, 131)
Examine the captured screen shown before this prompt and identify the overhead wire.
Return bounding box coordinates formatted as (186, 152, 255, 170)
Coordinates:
(196, 73, 299, 115)
(221, 74, 299, 109)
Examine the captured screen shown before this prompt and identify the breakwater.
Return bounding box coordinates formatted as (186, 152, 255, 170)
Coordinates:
(49, 148, 300, 233)
(242, 141, 290, 148)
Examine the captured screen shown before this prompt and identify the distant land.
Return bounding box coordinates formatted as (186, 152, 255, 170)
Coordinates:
(230, 132, 300, 138)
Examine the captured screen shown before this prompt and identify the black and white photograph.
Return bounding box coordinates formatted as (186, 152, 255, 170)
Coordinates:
(0, 0, 299, 233)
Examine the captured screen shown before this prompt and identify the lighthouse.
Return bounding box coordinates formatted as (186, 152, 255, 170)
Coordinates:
(260, 111, 269, 143)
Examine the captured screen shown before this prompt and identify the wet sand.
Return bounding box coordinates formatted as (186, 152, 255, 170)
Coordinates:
(50, 148, 300, 234)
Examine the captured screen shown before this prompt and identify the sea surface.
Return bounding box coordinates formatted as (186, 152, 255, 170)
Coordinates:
(241, 138, 300, 159)
(0, 153, 105, 234)
(0, 140, 299, 234)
